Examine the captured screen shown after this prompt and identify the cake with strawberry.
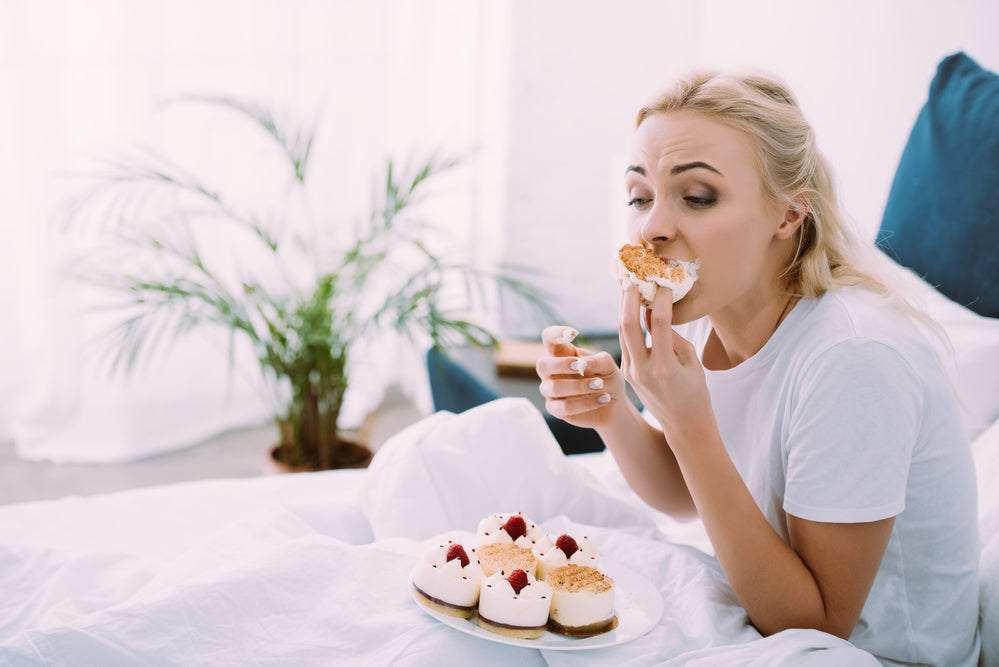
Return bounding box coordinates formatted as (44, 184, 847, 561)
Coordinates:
(533, 532, 600, 580)
(410, 541, 483, 618)
(475, 513, 542, 576)
(545, 564, 617, 637)
(477, 568, 553, 639)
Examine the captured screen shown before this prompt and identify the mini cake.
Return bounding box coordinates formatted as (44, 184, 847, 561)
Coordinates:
(476, 542, 538, 578)
(545, 564, 617, 637)
(410, 541, 483, 618)
(533, 533, 599, 580)
(476, 512, 545, 549)
(615, 243, 699, 306)
(477, 569, 553, 639)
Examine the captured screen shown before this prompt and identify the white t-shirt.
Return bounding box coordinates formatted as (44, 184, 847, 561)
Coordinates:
(674, 287, 980, 666)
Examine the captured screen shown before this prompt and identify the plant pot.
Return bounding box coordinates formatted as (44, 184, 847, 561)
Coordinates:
(265, 439, 374, 474)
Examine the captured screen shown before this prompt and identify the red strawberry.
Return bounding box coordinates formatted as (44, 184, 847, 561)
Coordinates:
(445, 543, 470, 568)
(506, 569, 529, 595)
(555, 534, 579, 559)
(502, 515, 527, 541)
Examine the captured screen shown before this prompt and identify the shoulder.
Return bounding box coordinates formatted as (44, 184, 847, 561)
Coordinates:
(789, 287, 934, 377)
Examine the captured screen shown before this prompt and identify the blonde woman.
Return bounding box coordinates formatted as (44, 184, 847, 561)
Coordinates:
(537, 71, 979, 665)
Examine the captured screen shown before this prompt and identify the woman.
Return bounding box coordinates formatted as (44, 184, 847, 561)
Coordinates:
(537, 70, 979, 665)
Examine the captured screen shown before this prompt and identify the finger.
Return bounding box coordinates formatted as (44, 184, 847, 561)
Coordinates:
(541, 325, 580, 358)
(671, 328, 698, 366)
(539, 374, 607, 399)
(537, 350, 616, 380)
(546, 393, 613, 420)
(618, 282, 647, 362)
(647, 286, 676, 363)
(536, 355, 587, 378)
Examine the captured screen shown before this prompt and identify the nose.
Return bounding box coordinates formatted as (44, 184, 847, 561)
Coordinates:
(639, 203, 677, 245)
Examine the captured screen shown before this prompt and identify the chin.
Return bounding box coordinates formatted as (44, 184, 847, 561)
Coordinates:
(668, 295, 700, 325)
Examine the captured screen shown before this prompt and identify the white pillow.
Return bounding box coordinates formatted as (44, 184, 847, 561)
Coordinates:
(873, 250, 999, 442)
(361, 397, 660, 542)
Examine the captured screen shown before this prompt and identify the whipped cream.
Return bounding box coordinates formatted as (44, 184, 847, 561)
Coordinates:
(478, 571, 552, 628)
(476, 512, 545, 549)
(410, 541, 483, 609)
(532, 534, 600, 580)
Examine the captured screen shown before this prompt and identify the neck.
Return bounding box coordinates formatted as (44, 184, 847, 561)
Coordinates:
(703, 291, 798, 370)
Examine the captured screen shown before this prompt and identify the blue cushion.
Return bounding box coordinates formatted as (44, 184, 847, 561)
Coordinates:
(877, 52, 999, 318)
(425, 347, 605, 454)
(426, 347, 500, 414)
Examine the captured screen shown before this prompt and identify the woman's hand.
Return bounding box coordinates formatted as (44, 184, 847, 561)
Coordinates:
(618, 282, 713, 437)
(535, 326, 626, 430)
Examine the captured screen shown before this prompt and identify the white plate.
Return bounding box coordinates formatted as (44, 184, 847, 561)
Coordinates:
(411, 557, 663, 651)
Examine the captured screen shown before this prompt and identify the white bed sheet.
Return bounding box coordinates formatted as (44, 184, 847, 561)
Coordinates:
(0, 397, 915, 666)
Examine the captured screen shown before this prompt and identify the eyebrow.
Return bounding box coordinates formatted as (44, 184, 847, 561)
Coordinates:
(625, 161, 723, 177)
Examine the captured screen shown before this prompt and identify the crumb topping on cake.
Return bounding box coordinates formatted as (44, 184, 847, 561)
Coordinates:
(546, 564, 614, 593)
(615, 243, 699, 305)
(476, 542, 537, 576)
(618, 244, 689, 284)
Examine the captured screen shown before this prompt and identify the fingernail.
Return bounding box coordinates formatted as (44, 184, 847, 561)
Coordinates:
(559, 327, 578, 344)
(588, 378, 604, 390)
(569, 358, 588, 374)
(596, 394, 611, 404)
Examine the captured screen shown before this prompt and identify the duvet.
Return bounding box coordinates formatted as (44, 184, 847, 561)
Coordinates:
(10, 395, 994, 666)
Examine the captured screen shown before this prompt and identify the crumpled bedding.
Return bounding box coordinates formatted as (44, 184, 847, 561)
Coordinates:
(5, 396, 991, 665)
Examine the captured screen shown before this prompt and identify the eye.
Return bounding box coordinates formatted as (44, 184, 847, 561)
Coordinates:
(684, 195, 716, 209)
(627, 197, 652, 209)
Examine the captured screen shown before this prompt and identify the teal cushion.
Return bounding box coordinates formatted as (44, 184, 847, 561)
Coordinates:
(425, 347, 605, 454)
(877, 52, 999, 318)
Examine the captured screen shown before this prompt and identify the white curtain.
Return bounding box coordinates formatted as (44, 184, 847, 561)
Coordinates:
(0, 0, 499, 462)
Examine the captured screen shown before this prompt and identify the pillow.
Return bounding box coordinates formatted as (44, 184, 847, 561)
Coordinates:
(974, 419, 999, 667)
(873, 250, 999, 441)
(362, 397, 657, 541)
(425, 347, 500, 414)
(877, 52, 999, 318)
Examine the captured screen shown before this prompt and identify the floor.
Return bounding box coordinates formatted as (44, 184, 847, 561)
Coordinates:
(0, 388, 426, 506)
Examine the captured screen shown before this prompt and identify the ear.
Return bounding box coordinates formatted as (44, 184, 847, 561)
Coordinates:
(775, 201, 807, 240)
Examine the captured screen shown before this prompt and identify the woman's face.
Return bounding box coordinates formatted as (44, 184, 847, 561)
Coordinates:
(624, 110, 792, 324)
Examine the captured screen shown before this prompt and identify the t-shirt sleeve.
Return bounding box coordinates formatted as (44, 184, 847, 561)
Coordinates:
(783, 338, 922, 523)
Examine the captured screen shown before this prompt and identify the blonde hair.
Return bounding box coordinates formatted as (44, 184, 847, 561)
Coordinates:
(637, 70, 956, 377)
(636, 70, 882, 300)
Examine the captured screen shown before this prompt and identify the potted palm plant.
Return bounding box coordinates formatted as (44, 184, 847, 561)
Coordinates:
(65, 96, 552, 471)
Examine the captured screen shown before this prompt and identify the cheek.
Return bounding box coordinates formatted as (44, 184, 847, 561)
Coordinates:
(691, 218, 771, 286)
(626, 219, 644, 244)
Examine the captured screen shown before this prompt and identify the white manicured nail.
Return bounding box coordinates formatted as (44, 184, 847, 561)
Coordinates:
(596, 394, 611, 404)
(559, 328, 579, 344)
(569, 358, 588, 375)
(588, 378, 604, 390)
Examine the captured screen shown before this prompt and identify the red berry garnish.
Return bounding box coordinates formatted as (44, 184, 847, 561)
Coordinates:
(502, 515, 527, 541)
(446, 543, 470, 568)
(506, 569, 529, 594)
(555, 534, 579, 559)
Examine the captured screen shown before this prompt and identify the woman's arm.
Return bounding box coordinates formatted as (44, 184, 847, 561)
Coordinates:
(536, 326, 697, 519)
(619, 283, 893, 638)
(670, 412, 893, 638)
(594, 399, 697, 519)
